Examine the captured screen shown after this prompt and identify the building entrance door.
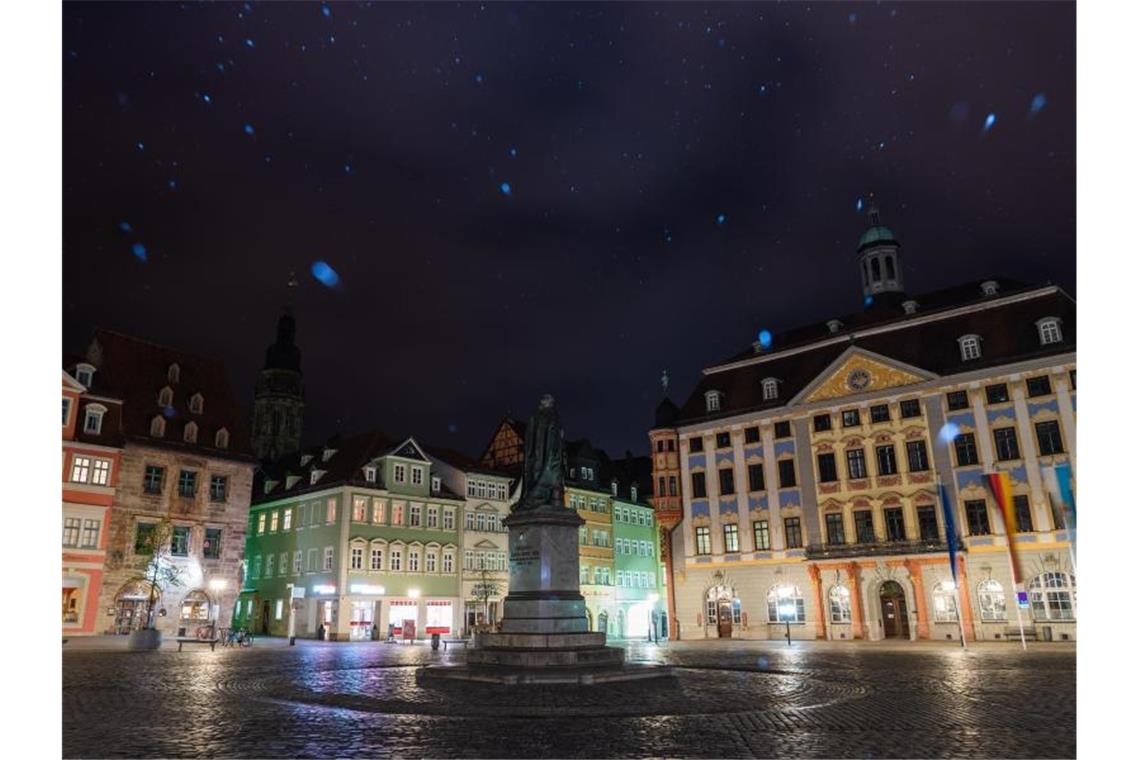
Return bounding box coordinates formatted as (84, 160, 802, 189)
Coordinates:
(717, 599, 733, 638)
(879, 581, 910, 638)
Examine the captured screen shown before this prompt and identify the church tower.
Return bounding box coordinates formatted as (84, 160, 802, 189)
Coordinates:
(856, 197, 906, 304)
(252, 308, 305, 464)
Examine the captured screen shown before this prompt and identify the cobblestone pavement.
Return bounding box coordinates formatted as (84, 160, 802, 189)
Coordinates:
(62, 638, 1075, 758)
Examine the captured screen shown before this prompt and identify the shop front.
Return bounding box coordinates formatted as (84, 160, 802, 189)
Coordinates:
(177, 589, 212, 636)
(112, 580, 155, 635)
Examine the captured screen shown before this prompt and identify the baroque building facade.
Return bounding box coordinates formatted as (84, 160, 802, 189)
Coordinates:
(652, 207, 1076, 643)
(81, 330, 256, 636)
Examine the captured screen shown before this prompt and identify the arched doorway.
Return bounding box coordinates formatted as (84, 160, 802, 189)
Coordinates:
(114, 580, 155, 635)
(707, 584, 739, 638)
(879, 580, 910, 638)
(597, 610, 608, 634)
(180, 590, 212, 633)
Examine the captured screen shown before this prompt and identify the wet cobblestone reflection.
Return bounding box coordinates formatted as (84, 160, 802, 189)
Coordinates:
(63, 639, 1074, 758)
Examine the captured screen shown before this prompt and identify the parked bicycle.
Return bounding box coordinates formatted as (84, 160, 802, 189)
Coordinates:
(225, 628, 254, 648)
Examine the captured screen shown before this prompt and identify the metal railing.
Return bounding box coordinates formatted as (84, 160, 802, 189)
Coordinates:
(804, 537, 956, 559)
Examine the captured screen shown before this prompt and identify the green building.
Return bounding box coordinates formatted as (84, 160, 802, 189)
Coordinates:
(611, 465, 667, 639)
(235, 433, 464, 641)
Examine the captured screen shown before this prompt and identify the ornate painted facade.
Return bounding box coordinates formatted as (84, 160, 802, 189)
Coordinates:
(653, 208, 1076, 643)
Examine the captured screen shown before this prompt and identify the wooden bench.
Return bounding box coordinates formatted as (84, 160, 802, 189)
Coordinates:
(441, 639, 469, 651)
(1003, 628, 1038, 642)
(176, 637, 219, 652)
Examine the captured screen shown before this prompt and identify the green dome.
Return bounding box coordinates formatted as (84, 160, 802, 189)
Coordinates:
(858, 225, 898, 252)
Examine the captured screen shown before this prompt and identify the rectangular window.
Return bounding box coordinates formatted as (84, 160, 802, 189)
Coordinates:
(426, 551, 437, 573)
(689, 437, 704, 453)
(854, 510, 875, 543)
(90, 459, 111, 486)
(307, 548, 317, 572)
(1035, 421, 1064, 455)
(954, 433, 979, 466)
(946, 390, 970, 411)
(723, 524, 739, 553)
(178, 470, 197, 497)
(747, 463, 765, 491)
(965, 500, 991, 535)
(876, 445, 898, 476)
(63, 517, 80, 547)
(917, 507, 939, 541)
(275, 600, 283, 620)
(171, 526, 190, 556)
(842, 409, 861, 427)
(323, 546, 334, 571)
(251, 556, 261, 579)
(351, 547, 363, 570)
(352, 497, 367, 522)
(427, 505, 439, 528)
(869, 404, 890, 423)
(774, 421, 792, 439)
(744, 426, 760, 443)
(884, 508, 906, 541)
(825, 513, 845, 545)
(256, 513, 266, 534)
(753, 520, 770, 550)
(778, 459, 797, 488)
(443, 552, 454, 573)
(266, 555, 275, 578)
(899, 399, 921, 419)
(203, 528, 222, 559)
(668, 475, 677, 496)
(69, 456, 91, 483)
(1014, 495, 1034, 533)
(62, 398, 71, 425)
(282, 509, 292, 531)
(394, 464, 406, 483)
(370, 546, 383, 570)
(784, 517, 803, 548)
(993, 428, 1020, 461)
(1026, 375, 1052, 397)
(691, 472, 707, 499)
(279, 552, 288, 576)
(986, 383, 1010, 404)
(411, 467, 423, 485)
(817, 453, 838, 483)
(209, 475, 228, 502)
(134, 522, 157, 554)
(294, 550, 302, 574)
(718, 468, 735, 496)
(906, 440, 930, 471)
(269, 511, 279, 533)
(715, 432, 731, 448)
(410, 504, 422, 527)
(845, 449, 867, 479)
(143, 465, 165, 494)
(695, 526, 711, 555)
(373, 500, 386, 524)
(813, 414, 832, 432)
(327, 499, 338, 523)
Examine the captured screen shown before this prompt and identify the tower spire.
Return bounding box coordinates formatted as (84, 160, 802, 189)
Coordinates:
(867, 193, 881, 226)
(660, 369, 669, 394)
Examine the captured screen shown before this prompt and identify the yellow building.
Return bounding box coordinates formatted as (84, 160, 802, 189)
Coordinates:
(653, 205, 1076, 643)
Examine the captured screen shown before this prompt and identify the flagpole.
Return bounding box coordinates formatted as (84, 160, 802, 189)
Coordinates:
(987, 470, 1027, 651)
(1005, 548, 1027, 651)
(936, 475, 969, 650)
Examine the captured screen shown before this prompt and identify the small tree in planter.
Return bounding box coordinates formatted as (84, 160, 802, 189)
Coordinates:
(127, 520, 185, 651)
(472, 565, 500, 635)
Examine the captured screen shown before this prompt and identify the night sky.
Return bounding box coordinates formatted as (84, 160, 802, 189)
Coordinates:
(62, 1, 1075, 460)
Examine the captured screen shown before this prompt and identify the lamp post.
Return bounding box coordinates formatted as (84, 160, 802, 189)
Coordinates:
(777, 585, 793, 646)
(286, 584, 296, 646)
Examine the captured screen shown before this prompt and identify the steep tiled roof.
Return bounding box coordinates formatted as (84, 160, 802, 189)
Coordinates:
(83, 330, 254, 460)
(425, 444, 516, 480)
(677, 283, 1075, 425)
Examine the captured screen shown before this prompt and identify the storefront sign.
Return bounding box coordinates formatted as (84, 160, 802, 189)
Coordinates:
(291, 586, 306, 599)
(349, 584, 386, 595)
(312, 584, 337, 595)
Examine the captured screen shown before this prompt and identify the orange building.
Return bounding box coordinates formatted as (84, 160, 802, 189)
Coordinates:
(62, 364, 124, 636)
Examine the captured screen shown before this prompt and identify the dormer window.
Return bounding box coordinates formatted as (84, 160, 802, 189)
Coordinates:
(364, 466, 377, 483)
(264, 480, 279, 495)
(431, 475, 441, 494)
(1037, 317, 1063, 346)
(286, 475, 301, 489)
(631, 484, 638, 502)
(611, 480, 618, 497)
(762, 378, 779, 401)
(158, 386, 173, 407)
(75, 363, 95, 387)
(902, 300, 918, 315)
(189, 393, 204, 414)
(168, 363, 180, 383)
(705, 390, 723, 413)
(214, 428, 229, 449)
(322, 448, 336, 462)
(300, 454, 313, 467)
(826, 320, 843, 334)
(183, 421, 198, 444)
(150, 416, 165, 437)
(958, 335, 982, 362)
(83, 404, 107, 435)
(310, 469, 325, 485)
(980, 280, 999, 297)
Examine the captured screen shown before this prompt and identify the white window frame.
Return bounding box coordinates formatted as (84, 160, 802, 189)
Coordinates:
(762, 377, 779, 401)
(958, 335, 982, 361)
(350, 546, 364, 570)
(411, 467, 423, 486)
(83, 404, 107, 435)
(215, 428, 229, 449)
(90, 458, 111, 486)
(1036, 317, 1063, 346)
(75, 363, 95, 387)
(364, 466, 376, 483)
(705, 390, 722, 412)
(70, 456, 91, 483)
(189, 393, 204, 414)
(442, 550, 454, 574)
(183, 421, 198, 444)
(1028, 572, 1076, 621)
(323, 546, 334, 571)
(62, 398, 72, 426)
(167, 363, 180, 383)
(931, 582, 959, 623)
(977, 579, 1006, 621)
(150, 416, 165, 437)
(158, 386, 173, 406)
(394, 464, 407, 484)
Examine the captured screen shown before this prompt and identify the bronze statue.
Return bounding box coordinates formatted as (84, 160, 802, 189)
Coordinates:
(515, 394, 566, 511)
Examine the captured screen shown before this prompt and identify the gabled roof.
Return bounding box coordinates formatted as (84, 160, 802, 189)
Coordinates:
(676, 282, 1074, 425)
(425, 445, 516, 480)
(81, 330, 254, 460)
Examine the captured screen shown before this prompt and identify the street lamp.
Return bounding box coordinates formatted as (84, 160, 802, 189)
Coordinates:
(777, 585, 794, 646)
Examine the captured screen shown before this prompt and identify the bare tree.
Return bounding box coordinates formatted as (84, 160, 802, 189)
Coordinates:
(128, 520, 186, 629)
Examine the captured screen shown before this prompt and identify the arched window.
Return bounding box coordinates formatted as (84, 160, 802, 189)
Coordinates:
(1028, 572, 1076, 621)
(149, 416, 165, 437)
(183, 421, 198, 444)
(871, 257, 882, 281)
(215, 428, 229, 449)
(762, 377, 779, 401)
(977, 579, 1006, 621)
(705, 390, 723, 413)
(828, 585, 852, 623)
(931, 581, 959, 622)
(168, 363, 180, 383)
(158, 386, 173, 406)
(83, 403, 107, 435)
(957, 335, 982, 362)
(189, 393, 204, 414)
(75, 363, 95, 387)
(1036, 317, 1063, 346)
(862, 260, 870, 286)
(180, 590, 211, 622)
(885, 255, 896, 280)
(766, 584, 805, 623)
